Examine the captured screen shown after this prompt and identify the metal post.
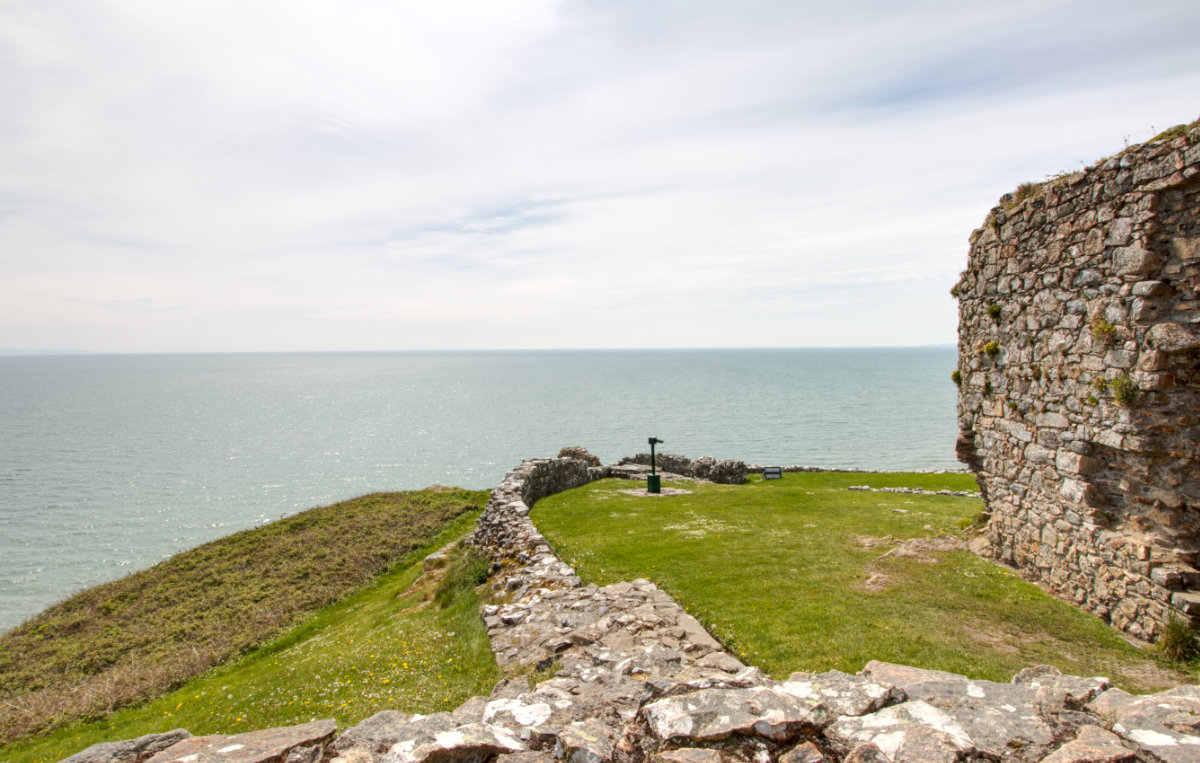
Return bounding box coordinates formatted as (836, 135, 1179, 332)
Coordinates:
(647, 437, 663, 494)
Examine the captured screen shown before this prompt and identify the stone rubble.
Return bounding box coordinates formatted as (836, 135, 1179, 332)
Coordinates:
(845, 486, 981, 498)
(62, 450, 1200, 763)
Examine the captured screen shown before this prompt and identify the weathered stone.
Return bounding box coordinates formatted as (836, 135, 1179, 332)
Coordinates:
(1011, 664, 1112, 709)
(62, 729, 193, 763)
(778, 670, 904, 719)
(335, 711, 421, 754)
(493, 753, 555, 763)
(825, 700, 976, 762)
(690, 457, 716, 481)
(778, 740, 828, 763)
(707, 460, 747, 485)
(861, 662, 1096, 760)
(553, 718, 619, 763)
(1041, 724, 1138, 763)
(380, 722, 526, 763)
(449, 697, 489, 727)
(283, 745, 322, 763)
(655, 749, 723, 763)
(695, 652, 745, 673)
(842, 742, 888, 763)
(1148, 322, 1200, 353)
(1107, 685, 1200, 761)
(557, 447, 601, 467)
(145, 719, 336, 763)
(643, 686, 824, 743)
(859, 661, 966, 692)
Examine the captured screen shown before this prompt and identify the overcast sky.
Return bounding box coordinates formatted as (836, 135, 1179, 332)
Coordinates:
(1, 1, 1197, 353)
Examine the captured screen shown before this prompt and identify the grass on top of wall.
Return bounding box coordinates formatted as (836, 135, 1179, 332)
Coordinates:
(1, 511, 499, 763)
(533, 473, 1192, 692)
(0, 488, 488, 749)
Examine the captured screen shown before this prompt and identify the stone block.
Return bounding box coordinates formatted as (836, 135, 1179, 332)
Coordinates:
(1105, 218, 1133, 246)
(1113, 244, 1159, 275)
(1056, 451, 1099, 475)
(1038, 412, 1071, 429)
(1169, 236, 1200, 261)
(1148, 322, 1200, 353)
(1132, 280, 1169, 297)
(1170, 591, 1200, 615)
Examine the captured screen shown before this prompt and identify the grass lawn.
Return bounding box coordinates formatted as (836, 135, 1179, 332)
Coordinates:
(534, 472, 1193, 692)
(1, 511, 499, 763)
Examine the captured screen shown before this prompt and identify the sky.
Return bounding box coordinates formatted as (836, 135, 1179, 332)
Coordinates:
(1, 1, 1198, 353)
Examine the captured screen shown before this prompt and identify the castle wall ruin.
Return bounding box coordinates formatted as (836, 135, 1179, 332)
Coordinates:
(955, 120, 1200, 640)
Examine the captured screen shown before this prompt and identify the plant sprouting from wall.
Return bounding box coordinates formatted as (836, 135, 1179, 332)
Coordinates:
(1090, 315, 1117, 343)
(987, 304, 1002, 320)
(951, 370, 962, 386)
(1112, 374, 1140, 407)
(1008, 182, 1045, 207)
(984, 341, 1000, 358)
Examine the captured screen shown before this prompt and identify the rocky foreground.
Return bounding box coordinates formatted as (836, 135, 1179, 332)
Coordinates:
(66, 455, 1200, 763)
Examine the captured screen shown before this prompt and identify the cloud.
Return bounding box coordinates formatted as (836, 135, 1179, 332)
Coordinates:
(1, 0, 1198, 351)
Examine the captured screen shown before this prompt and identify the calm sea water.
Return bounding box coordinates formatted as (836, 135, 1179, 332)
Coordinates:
(0, 348, 959, 632)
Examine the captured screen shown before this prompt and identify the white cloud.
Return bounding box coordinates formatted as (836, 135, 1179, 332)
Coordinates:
(1, 0, 1198, 351)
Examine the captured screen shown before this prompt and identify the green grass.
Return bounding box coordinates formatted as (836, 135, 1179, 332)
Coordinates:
(533, 473, 1191, 692)
(1, 511, 499, 763)
(0, 488, 488, 750)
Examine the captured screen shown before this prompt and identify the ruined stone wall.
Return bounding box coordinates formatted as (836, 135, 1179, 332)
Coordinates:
(955, 120, 1200, 640)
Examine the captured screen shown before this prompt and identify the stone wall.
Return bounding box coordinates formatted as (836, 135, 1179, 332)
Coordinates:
(955, 119, 1200, 640)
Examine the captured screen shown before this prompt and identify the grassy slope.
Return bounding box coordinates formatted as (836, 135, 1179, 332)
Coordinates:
(0, 489, 488, 748)
(2, 511, 500, 763)
(534, 473, 1193, 692)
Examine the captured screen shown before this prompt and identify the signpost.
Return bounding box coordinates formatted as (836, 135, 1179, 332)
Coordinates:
(647, 437, 663, 494)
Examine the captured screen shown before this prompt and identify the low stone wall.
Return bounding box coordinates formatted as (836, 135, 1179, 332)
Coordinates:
(619, 453, 750, 484)
(955, 120, 1200, 640)
(64, 451, 1200, 763)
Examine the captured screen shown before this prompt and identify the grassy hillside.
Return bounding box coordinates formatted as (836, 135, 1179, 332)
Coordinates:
(2, 512, 499, 763)
(534, 472, 1193, 691)
(0, 488, 487, 747)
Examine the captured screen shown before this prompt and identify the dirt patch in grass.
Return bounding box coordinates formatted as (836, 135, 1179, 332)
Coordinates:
(860, 573, 892, 592)
(617, 487, 694, 497)
(958, 621, 1022, 655)
(874, 535, 966, 563)
(854, 535, 896, 549)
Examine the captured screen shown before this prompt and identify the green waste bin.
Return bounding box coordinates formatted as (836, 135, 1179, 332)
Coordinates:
(647, 474, 661, 494)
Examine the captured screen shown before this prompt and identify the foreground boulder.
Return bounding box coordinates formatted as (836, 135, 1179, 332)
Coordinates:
(62, 729, 192, 763)
(142, 719, 335, 763)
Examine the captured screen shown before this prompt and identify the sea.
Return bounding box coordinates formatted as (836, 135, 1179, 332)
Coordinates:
(0, 347, 961, 633)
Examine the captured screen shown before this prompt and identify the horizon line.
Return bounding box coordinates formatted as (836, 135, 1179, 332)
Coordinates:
(0, 344, 957, 357)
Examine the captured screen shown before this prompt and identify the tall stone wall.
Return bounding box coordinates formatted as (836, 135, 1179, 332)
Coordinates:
(955, 119, 1200, 640)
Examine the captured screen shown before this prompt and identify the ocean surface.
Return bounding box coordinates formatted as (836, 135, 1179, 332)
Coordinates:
(0, 348, 960, 633)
